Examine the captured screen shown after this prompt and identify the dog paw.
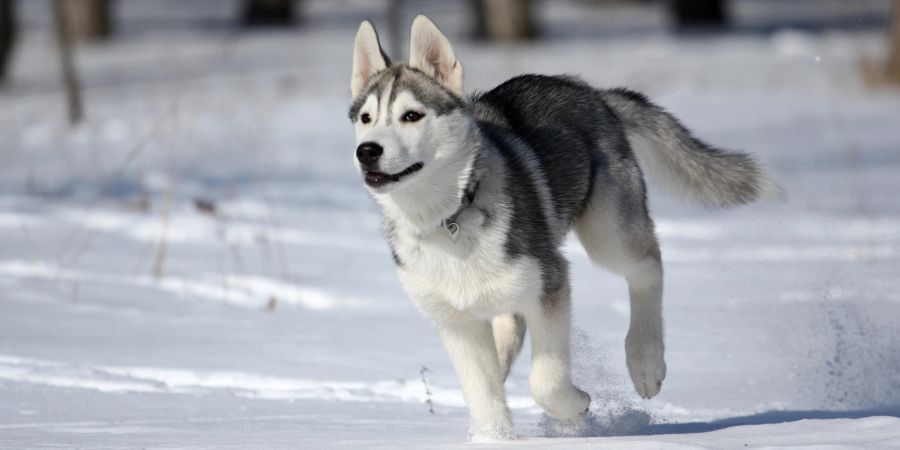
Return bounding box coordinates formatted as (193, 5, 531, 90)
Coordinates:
(555, 387, 591, 422)
(625, 331, 666, 399)
(531, 381, 591, 421)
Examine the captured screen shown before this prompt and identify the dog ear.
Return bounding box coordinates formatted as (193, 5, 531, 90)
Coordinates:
(408, 15, 463, 95)
(351, 21, 391, 98)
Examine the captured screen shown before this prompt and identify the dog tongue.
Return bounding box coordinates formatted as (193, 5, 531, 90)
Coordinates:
(365, 172, 391, 186)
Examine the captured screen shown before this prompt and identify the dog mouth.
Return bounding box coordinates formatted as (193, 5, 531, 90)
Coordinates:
(364, 162, 424, 188)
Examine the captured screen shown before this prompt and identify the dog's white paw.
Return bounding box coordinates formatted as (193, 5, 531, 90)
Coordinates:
(530, 379, 591, 422)
(625, 331, 666, 399)
(551, 386, 591, 422)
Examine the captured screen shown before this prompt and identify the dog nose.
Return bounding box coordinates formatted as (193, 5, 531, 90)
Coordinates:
(356, 142, 383, 166)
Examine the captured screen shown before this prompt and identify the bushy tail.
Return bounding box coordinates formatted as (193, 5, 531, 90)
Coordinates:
(601, 88, 779, 208)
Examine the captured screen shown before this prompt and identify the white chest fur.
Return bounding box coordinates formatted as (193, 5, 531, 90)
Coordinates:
(392, 207, 543, 322)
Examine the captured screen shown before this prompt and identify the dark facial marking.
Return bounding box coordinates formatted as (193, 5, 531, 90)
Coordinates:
(389, 66, 465, 116)
(349, 66, 466, 121)
(348, 68, 396, 121)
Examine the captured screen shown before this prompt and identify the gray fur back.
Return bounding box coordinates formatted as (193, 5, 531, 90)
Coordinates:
(471, 75, 630, 226)
(473, 76, 593, 225)
(601, 88, 777, 208)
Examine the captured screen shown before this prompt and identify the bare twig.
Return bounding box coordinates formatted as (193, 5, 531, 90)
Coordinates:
(262, 198, 290, 280)
(152, 176, 173, 279)
(420, 365, 435, 415)
(229, 241, 245, 275)
(57, 102, 176, 271)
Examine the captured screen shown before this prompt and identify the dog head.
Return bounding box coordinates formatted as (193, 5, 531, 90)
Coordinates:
(348, 16, 471, 197)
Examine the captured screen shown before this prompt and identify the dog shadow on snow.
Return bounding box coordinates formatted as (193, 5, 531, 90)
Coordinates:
(539, 323, 900, 438)
(538, 405, 900, 438)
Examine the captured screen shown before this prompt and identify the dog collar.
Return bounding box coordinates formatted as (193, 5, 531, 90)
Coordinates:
(440, 181, 480, 242)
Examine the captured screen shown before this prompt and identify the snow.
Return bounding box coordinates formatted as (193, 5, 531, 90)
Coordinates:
(1, 0, 899, 448)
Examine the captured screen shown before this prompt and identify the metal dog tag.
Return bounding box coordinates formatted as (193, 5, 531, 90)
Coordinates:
(443, 221, 460, 241)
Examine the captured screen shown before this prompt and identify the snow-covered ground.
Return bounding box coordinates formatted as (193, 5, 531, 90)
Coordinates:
(2, 1, 900, 448)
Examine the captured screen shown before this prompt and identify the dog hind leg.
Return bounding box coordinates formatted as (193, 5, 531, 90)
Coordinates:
(493, 313, 526, 382)
(574, 166, 667, 399)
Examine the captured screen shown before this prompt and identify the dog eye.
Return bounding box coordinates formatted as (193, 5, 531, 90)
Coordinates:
(401, 111, 424, 123)
(360, 113, 371, 124)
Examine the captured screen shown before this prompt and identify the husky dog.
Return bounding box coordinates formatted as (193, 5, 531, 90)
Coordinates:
(349, 16, 774, 439)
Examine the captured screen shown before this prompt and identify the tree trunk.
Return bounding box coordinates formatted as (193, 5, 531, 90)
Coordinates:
(472, 0, 536, 41)
(888, 0, 900, 83)
(61, 0, 111, 41)
(242, 0, 296, 26)
(53, 0, 84, 125)
(387, 0, 404, 59)
(670, 0, 728, 29)
(0, 0, 14, 85)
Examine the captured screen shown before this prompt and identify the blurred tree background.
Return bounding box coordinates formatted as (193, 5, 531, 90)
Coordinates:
(0, 0, 898, 121)
(0, 0, 14, 85)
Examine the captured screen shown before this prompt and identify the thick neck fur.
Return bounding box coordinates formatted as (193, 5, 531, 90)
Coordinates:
(375, 120, 483, 236)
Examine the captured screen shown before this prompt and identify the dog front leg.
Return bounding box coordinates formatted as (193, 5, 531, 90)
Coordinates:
(523, 283, 591, 421)
(438, 319, 514, 440)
